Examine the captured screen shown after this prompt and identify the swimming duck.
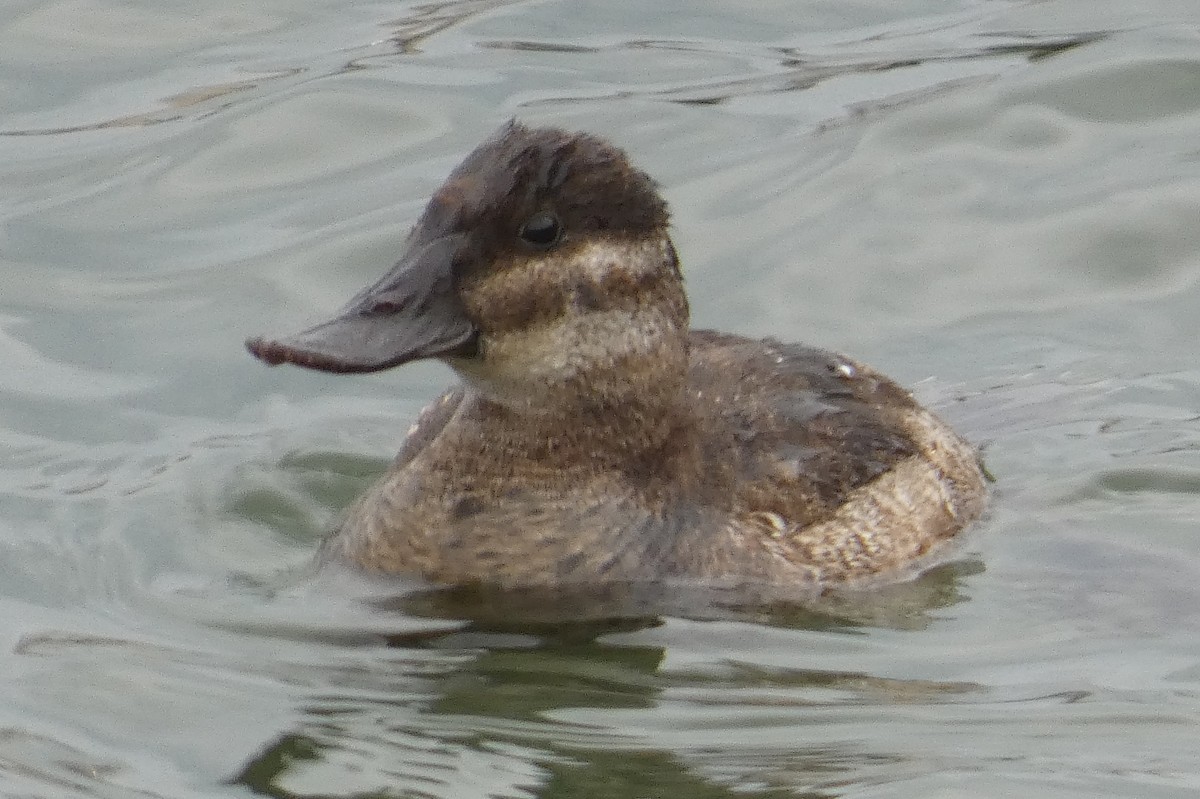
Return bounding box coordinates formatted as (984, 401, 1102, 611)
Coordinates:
(247, 121, 987, 596)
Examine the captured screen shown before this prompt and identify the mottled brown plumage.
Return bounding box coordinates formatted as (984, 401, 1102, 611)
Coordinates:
(247, 121, 987, 598)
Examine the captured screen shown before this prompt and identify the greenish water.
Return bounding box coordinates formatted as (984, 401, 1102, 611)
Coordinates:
(4, 1, 1200, 796)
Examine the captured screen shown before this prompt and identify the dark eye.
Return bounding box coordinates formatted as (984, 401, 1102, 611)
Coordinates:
(518, 211, 562, 248)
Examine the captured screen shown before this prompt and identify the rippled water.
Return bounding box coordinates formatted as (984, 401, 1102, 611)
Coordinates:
(4, 0, 1200, 796)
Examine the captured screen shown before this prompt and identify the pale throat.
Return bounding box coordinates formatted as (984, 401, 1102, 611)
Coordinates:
(443, 305, 691, 458)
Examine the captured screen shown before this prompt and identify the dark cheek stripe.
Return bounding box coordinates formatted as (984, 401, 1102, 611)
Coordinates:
(466, 252, 670, 334)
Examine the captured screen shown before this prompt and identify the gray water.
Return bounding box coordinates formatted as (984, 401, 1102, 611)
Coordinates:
(4, 0, 1200, 796)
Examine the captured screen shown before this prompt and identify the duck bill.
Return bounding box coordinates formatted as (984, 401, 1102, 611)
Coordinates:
(246, 233, 477, 374)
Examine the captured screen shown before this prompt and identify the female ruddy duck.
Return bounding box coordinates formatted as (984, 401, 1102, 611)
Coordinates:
(248, 121, 987, 595)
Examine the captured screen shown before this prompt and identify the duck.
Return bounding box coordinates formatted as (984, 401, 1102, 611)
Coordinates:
(247, 120, 987, 598)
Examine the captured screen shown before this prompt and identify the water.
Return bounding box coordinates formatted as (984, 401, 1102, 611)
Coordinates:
(4, 0, 1200, 796)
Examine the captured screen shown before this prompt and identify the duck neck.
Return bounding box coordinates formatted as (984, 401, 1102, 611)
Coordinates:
(486, 360, 687, 464)
(445, 319, 693, 472)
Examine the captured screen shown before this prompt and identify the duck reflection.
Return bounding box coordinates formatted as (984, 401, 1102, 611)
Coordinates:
(229, 560, 979, 798)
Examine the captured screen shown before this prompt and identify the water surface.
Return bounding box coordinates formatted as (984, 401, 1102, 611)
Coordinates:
(4, 1, 1200, 796)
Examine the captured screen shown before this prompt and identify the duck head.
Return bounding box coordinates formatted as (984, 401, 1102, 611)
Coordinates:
(247, 121, 690, 413)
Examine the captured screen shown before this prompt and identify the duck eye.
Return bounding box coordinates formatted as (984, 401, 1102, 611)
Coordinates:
(518, 211, 562, 248)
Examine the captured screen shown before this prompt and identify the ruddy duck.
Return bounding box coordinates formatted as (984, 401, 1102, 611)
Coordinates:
(247, 121, 987, 596)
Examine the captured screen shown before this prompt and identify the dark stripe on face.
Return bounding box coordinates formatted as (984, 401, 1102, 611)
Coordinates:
(460, 238, 683, 336)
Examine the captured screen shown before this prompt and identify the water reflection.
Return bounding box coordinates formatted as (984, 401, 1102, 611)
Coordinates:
(223, 563, 978, 798)
(225, 638, 945, 799)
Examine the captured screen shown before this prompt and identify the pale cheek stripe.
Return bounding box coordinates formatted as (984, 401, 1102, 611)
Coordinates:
(572, 238, 671, 283)
(469, 235, 675, 333)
